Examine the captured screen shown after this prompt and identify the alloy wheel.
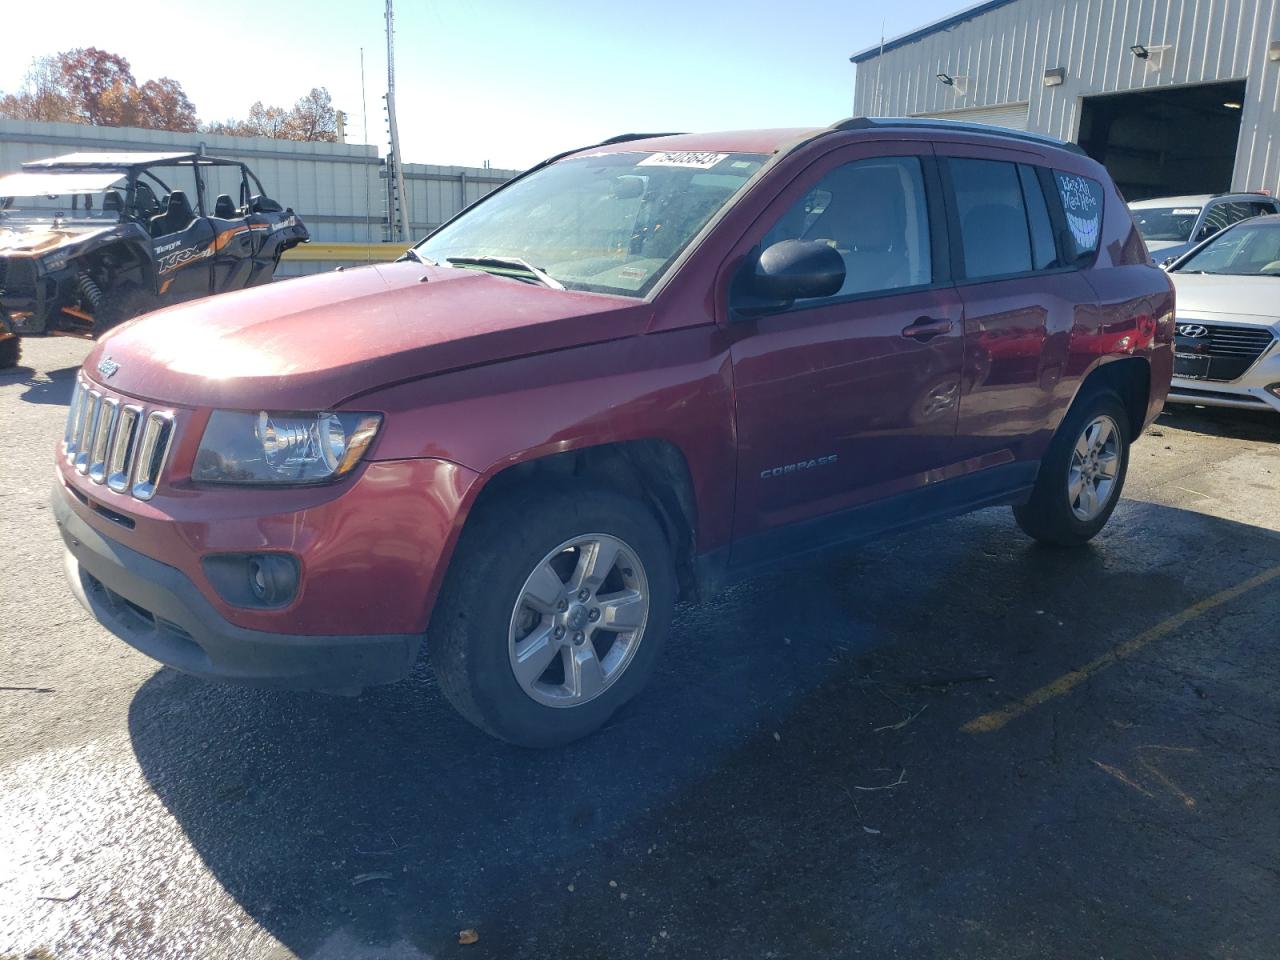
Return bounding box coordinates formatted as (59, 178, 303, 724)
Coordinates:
(507, 534, 650, 708)
(1068, 414, 1121, 521)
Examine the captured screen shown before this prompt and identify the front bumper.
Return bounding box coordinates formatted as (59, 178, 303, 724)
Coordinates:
(1167, 340, 1280, 414)
(54, 483, 420, 692)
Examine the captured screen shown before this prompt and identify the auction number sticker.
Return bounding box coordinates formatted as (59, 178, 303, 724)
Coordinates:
(638, 152, 728, 169)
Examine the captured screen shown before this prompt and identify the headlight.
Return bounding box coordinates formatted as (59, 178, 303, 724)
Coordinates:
(193, 410, 382, 484)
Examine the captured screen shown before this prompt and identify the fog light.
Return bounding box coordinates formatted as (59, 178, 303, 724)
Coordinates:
(247, 555, 298, 605)
(203, 552, 299, 608)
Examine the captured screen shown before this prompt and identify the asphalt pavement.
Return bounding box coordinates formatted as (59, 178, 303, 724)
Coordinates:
(3, 337, 1279, 959)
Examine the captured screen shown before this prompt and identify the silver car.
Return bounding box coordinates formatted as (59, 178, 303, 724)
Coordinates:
(1164, 214, 1280, 414)
(1130, 193, 1280, 265)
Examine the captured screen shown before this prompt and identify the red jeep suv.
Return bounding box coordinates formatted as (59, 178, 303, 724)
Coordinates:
(53, 119, 1174, 745)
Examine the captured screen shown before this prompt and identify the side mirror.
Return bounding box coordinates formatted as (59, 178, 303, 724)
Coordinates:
(751, 239, 845, 302)
(1196, 223, 1218, 241)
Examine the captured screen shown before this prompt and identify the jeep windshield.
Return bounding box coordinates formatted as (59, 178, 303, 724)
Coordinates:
(1131, 206, 1200, 242)
(0, 170, 127, 226)
(1172, 220, 1280, 276)
(416, 150, 768, 297)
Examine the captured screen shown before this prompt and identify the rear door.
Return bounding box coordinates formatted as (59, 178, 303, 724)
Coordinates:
(937, 146, 1100, 468)
(205, 164, 257, 292)
(725, 142, 967, 559)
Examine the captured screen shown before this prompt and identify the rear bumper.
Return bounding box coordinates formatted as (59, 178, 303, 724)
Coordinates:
(54, 484, 420, 692)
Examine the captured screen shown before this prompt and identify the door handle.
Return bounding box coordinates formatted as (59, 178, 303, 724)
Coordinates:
(901, 317, 953, 341)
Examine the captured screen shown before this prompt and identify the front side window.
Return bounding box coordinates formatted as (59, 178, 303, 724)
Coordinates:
(418, 150, 766, 297)
(761, 155, 933, 301)
(1200, 202, 1239, 238)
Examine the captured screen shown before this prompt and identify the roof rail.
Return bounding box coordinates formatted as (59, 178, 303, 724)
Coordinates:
(831, 116, 1088, 157)
(597, 132, 687, 146)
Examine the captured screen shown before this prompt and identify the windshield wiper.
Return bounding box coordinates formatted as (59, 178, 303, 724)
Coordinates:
(399, 247, 435, 266)
(446, 255, 565, 291)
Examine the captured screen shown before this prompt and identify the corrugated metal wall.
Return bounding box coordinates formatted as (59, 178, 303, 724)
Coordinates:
(0, 119, 521, 271)
(853, 0, 1280, 194)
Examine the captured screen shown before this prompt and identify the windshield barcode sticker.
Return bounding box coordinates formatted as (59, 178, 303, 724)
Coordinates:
(1172, 208, 1202, 215)
(638, 152, 728, 169)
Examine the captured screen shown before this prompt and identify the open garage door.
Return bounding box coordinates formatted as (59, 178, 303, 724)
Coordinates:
(913, 102, 1030, 131)
(1078, 81, 1245, 201)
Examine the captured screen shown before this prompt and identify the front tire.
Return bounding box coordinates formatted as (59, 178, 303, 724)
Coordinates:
(95, 285, 159, 333)
(428, 483, 676, 747)
(1014, 389, 1131, 547)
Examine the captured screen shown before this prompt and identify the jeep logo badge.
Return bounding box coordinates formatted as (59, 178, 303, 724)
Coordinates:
(1177, 324, 1209, 338)
(97, 357, 120, 378)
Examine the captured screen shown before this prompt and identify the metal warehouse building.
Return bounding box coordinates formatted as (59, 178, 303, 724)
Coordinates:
(851, 0, 1280, 199)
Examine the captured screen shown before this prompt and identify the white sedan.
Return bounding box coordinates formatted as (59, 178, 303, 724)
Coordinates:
(1164, 214, 1280, 415)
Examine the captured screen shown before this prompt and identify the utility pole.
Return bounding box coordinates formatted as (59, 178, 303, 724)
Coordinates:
(361, 47, 373, 244)
(384, 0, 411, 243)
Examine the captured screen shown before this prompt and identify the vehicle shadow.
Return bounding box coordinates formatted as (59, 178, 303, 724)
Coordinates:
(1157, 402, 1280, 442)
(14, 364, 79, 406)
(127, 501, 1280, 958)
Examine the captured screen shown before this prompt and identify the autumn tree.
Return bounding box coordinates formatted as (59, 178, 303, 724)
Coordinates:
(0, 49, 337, 142)
(207, 88, 338, 142)
(58, 48, 135, 125)
(282, 88, 338, 142)
(0, 55, 79, 123)
(136, 78, 199, 132)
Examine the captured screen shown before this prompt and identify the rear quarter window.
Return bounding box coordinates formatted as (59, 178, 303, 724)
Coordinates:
(1054, 171, 1104, 259)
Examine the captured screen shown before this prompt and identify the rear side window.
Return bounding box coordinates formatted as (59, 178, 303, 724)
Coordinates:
(1054, 171, 1104, 258)
(950, 158, 1033, 278)
(1018, 165, 1058, 270)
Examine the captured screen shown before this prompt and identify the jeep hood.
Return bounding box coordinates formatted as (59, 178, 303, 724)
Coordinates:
(85, 261, 652, 409)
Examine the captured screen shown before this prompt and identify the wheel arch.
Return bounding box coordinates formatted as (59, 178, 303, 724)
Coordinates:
(1068, 355, 1152, 440)
(465, 439, 702, 601)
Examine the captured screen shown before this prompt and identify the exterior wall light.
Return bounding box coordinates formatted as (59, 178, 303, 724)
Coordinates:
(937, 73, 955, 85)
(1269, 40, 1280, 62)
(1043, 67, 1066, 86)
(1130, 43, 1170, 71)
(936, 74, 968, 95)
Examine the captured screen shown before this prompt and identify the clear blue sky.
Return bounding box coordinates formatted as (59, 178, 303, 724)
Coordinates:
(2, 0, 963, 169)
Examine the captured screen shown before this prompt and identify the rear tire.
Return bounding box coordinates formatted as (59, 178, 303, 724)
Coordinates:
(1014, 389, 1131, 547)
(428, 482, 676, 747)
(0, 336, 20, 370)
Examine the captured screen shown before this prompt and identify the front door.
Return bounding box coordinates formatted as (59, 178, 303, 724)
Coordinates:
(726, 145, 966, 562)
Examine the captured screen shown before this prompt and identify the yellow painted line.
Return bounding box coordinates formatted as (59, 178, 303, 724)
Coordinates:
(963, 563, 1280, 734)
(281, 242, 408, 263)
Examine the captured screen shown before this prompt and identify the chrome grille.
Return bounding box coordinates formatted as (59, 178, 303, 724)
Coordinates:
(107, 405, 142, 493)
(63, 376, 176, 502)
(1174, 323, 1276, 382)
